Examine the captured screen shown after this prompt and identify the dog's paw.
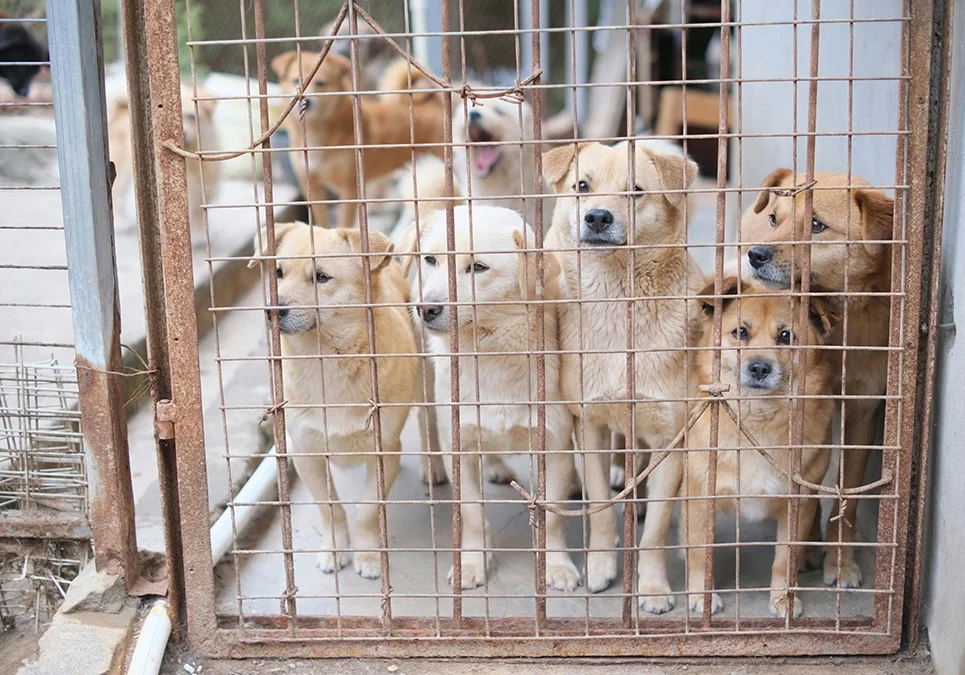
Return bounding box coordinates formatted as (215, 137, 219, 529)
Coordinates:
(639, 582, 676, 614)
(421, 455, 449, 486)
(689, 592, 723, 615)
(546, 557, 582, 592)
(353, 551, 382, 579)
(318, 549, 351, 574)
(609, 463, 626, 490)
(769, 592, 803, 618)
(824, 556, 863, 588)
(585, 551, 618, 593)
(448, 554, 488, 590)
(484, 457, 517, 485)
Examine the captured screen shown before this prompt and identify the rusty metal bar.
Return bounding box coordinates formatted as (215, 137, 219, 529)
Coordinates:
(143, 0, 218, 647)
(47, 0, 140, 585)
(0, 510, 92, 540)
(118, 0, 189, 638)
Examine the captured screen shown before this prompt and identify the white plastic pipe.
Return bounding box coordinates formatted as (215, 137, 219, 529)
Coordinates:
(126, 600, 171, 675)
(210, 447, 280, 565)
(128, 444, 284, 675)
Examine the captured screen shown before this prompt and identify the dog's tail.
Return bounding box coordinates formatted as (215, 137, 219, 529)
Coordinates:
(378, 58, 442, 105)
(397, 154, 466, 225)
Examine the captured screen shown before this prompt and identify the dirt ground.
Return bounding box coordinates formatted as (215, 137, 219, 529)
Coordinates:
(0, 623, 42, 675)
(160, 653, 935, 675)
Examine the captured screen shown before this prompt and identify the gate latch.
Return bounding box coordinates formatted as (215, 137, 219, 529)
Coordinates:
(154, 399, 177, 440)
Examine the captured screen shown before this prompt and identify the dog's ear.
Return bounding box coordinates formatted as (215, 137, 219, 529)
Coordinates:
(324, 52, 352, 88)
(271, 51, 299, 80)
(647, 150, 698, 208)
(542, 143, 578, 192)
(854, 188, 894, 257)
(394, 222, 421, 277)
(513, 229, 561, 300)
(249, 222, 302, 268)
(806, 286, 841, 338)
(341, 229, 395, 272)
(697, 276, 741, 317)
(752, 168, 793, 214)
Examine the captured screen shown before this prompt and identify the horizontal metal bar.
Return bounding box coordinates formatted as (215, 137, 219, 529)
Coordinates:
(0, 510, 91, 540)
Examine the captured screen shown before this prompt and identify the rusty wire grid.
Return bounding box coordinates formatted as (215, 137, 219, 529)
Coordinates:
(137, 0, 945, 658)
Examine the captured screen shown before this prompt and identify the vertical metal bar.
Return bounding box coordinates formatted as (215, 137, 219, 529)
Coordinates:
(47, 0, 140, 586)
(143, 0, 218, 646)
(564, 0, 589, 122)
(251, 0, 299, 630)
(118, 0, 187, 636)
(529, 0, 547, 630)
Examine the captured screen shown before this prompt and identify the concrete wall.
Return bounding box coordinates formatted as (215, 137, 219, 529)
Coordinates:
(924, 3, 965, 673)
(730, 0, 903, 235)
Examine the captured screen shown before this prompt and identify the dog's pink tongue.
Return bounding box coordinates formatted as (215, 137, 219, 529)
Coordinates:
(474, 145, 497, 173)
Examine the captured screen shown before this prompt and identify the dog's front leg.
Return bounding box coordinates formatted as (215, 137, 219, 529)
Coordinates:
(637, 448, 682, 614)
(291, 429, 350, 573)
(543, 437, 580, 591)
(442, 443, 490, 589)
(770, 493, 817, 618)
(581, 423, 618, 592)
(353, 442, 401, 579)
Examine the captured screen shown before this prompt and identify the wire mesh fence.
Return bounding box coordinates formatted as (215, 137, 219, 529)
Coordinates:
(134, 0, 939, 657)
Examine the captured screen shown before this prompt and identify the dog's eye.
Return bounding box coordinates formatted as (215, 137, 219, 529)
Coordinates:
(769, 213, 778, 228)
(777, 330, 792, 345)
(275, 266, 283, 279)
(316, 271, 331, 284)
(731, 327, 749, 341)
(576, 180, 590, 193)
(313, 80, 325, 89)
(493, 106, 506, 116)
(811, 218, 827, 234)
(424, 255, 437, 266)
(469, 261, 489, 273)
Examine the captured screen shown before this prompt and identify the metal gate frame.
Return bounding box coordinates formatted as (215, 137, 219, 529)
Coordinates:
(122, 0, 951, 658)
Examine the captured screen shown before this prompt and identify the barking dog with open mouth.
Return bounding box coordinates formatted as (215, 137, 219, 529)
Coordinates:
(398, 204, 581, 591)
(272, 51, 445, 230)
(453, 97, 536, 225)
(249, 223, 418, 579)
(542, 141, 706, 611)
(740, 169, 893, 590)
(682, 278, 839, 618)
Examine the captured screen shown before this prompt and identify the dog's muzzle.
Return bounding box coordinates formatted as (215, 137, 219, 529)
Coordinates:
(579, 208, 626, 247)
(741, 359, 781, 390)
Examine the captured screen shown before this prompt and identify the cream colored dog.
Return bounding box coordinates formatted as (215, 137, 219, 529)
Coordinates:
(682, 278, 838, 618)
(543, 141, 705, 611)
(453, 96, 536, 225)
(249, 222, 417, 579)
(399, 203, 581, 591)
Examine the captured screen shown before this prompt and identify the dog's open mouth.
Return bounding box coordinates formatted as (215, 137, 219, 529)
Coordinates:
(468, 123, 500, 177)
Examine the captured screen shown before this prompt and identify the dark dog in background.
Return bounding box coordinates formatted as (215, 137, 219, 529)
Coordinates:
(0, 17, 47, 98)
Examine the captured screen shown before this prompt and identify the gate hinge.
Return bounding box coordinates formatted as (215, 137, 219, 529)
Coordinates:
(154, 399, 177, 440)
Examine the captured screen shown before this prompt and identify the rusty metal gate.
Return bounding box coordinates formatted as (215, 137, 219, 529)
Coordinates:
(121, 0, 947, 659)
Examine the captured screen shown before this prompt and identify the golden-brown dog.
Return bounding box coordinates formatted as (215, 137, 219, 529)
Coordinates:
(248, 223, 417, 579)
(682, 278, 839, 617)
(108, 86, 221, 239)
(543, 141, 705, 610)
(272, 51, 445, 230)
(741, 169, 893, 589)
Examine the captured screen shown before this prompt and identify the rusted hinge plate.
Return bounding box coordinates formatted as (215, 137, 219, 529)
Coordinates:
(154, 399, 177, 440)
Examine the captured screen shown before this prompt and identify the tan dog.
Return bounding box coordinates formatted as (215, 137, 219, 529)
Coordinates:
(741, 169, 893, 589)
(248, 223, 417, 579)
(108, 86, 220, 239)
(543, 141, 705, 610)
(682, 278, 839, 618)
(399, 204, 581, 591)
(272, 51, 445, 230)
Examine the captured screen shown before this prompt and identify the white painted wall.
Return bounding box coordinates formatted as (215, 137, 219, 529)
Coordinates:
(730, 0, 903, 235)
(924, 3, 965, 674)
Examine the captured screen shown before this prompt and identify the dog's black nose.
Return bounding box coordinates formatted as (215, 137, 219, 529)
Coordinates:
(747, 360, 772, 380)
(419, 305, 444, 322)
(469, 109, 482, 123)
(748, 246, 773, 269)
(583, 208, 614, 233)
(265, 306, 289, 321)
